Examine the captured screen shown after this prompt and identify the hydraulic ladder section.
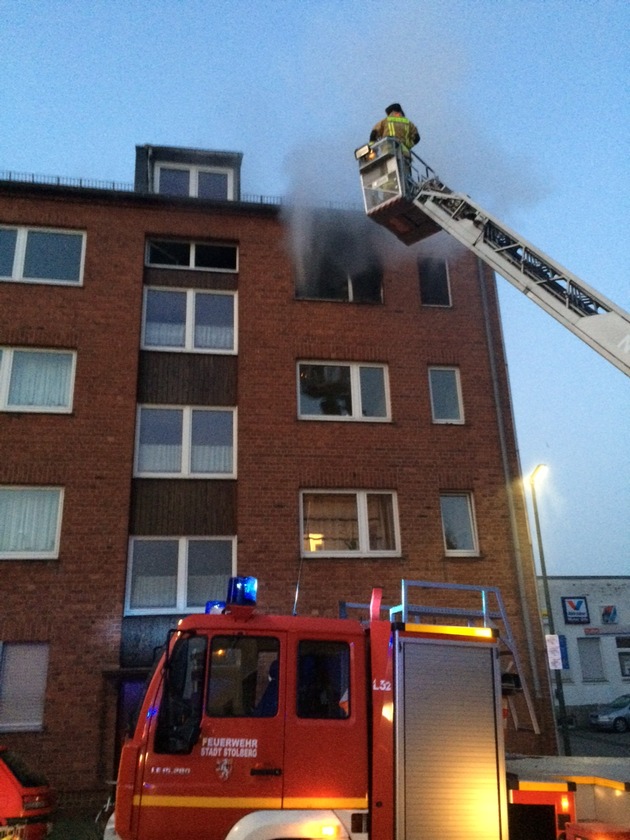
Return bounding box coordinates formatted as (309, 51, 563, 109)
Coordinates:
(355, 138, 630, 376)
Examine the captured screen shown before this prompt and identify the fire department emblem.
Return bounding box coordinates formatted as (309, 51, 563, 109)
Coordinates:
(216, 758, 233, 781)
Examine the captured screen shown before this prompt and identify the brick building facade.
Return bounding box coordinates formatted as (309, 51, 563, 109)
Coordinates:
(0, 145, 555, 813)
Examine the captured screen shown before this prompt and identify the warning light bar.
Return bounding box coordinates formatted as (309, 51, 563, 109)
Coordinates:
(227, 575, 258, 607)
(205, 576, 258, 613)
(403, 623, 497, 640)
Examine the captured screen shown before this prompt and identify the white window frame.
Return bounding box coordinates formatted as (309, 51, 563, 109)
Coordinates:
(439, 492, 479, 557)
(134, 405, 237, 478)
(0, 642, 49, 732)
(156, 163, 235, 200)
(297, 361, 391, 421)
(428, 366, 464, 424)
(141, 288, 237, 354)
(0, 347, 76, 412)
(300, 490, 401, 558)
(0, 486, 64, 560)
(145, 238, 238, 273)
(125, 535, 236, 616)
(0, 225, 86, 286)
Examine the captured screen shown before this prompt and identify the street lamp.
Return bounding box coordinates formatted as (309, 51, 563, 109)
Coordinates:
(529, 464, 572, 756)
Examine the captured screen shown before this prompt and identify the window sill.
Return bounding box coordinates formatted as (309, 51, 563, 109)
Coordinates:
(302, 552, 401, 560)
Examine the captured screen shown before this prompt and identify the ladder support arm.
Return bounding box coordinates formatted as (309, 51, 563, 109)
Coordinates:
(356, 140, 630, 375)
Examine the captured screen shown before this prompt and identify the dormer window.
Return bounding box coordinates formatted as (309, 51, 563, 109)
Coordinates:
(156, 164, 234, 201)
(135, 145, 243, 201)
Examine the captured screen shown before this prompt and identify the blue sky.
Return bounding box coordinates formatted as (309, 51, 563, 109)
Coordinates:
(2, 0, 628, 576)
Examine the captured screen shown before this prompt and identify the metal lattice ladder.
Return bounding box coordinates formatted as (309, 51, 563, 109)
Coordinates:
(389, 579, 541, 735)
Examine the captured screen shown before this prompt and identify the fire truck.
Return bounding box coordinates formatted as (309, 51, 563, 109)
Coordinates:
(107, 576, 541, 840)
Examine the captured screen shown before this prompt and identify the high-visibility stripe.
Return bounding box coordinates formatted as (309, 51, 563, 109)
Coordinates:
(516, 781, 571, 792)
(385, 117, 413, 148)
(133, 795, 282, 809)
(563, 775, 630, 792)
(283, 797, 368, 809)
(133, 795, 368, 810)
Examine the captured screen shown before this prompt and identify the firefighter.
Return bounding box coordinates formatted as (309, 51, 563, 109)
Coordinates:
(370, 103, 420, 155)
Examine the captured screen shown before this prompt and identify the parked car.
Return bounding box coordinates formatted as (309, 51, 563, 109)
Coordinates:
(589, 694, 630, 733)
(0, 747, 54, 839)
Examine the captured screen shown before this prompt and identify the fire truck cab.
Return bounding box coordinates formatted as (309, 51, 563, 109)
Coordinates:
(114, 600, 367, 839)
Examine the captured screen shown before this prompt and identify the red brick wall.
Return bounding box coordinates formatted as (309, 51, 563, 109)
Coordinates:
(0, 185, 554, 809)
(0, 190, 143, 797)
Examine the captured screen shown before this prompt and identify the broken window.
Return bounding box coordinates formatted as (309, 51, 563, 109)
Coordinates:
(294, 212, 383, 303)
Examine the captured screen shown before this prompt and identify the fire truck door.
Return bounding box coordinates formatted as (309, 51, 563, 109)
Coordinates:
(138, 631, 286, 840)
(282, 636, 368, 809)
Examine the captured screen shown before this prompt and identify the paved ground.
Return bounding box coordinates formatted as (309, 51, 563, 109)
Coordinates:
(48, 819, 103, 839)
(567, 724, 630, 757)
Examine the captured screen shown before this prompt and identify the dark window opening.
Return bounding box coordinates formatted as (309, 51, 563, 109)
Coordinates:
(195, 243, 237, 271)
(419, 257, 451, 306)
(154, 634, 207, 754)
(147, 239, 237, 272)
(351, 267, 382, 303)
(297, 640, 350, 719)
(207, 636, 280, 718)
(148, 240, 191, 267)
(299, 364, 352, 416)
(295, 213, 383, 303)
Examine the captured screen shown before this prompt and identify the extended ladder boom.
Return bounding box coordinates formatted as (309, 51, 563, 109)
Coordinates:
(355, 138, 630, 376)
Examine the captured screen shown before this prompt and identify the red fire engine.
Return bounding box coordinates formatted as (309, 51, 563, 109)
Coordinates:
(108, 577, 523, 840)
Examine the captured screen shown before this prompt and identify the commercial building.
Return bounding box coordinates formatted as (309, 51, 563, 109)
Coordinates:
(0, 144, 554, 812)
(538, 575, 630, 722)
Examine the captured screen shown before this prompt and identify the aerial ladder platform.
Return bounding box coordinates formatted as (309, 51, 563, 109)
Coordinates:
(355, 137, 630, 376)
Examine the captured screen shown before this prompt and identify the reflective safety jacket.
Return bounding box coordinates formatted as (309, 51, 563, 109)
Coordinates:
(370, 116, 420, 152)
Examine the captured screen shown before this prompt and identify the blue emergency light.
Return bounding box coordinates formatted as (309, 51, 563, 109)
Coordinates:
(205, 576, 257, 613)
(227, 575, 258, 606)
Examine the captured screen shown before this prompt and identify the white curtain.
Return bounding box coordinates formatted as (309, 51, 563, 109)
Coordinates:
(191, 444, 233, 474)
(137, 443, 182, 473)
(131, 575, 177, 609)
(194, 325, 233, 350)
(144, 322, 185, 347)
(8, 351, 73, 408)
(0, 488, 60, 553)
(187, 574, 230, 607)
